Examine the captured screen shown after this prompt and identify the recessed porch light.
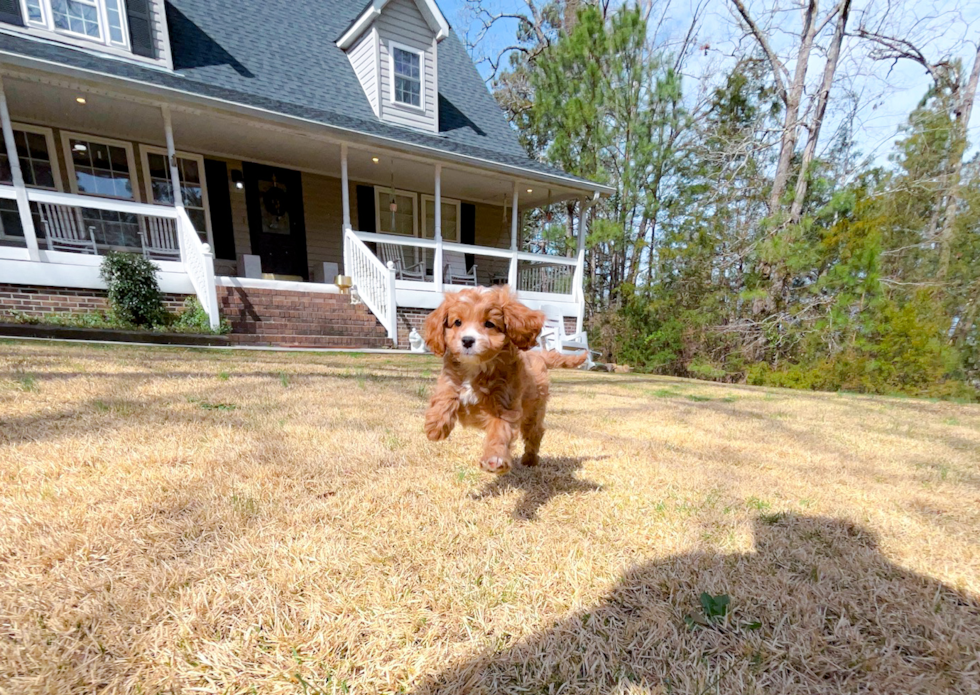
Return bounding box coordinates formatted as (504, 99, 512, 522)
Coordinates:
(372, 157, 379, 163)
(526, 188, 533, 193)
(75, 96, 86, 104)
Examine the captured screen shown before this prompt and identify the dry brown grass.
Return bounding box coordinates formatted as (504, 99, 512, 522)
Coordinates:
(1, 339, 979, 694)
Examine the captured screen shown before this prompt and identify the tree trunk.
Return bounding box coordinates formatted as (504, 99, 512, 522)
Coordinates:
(790, 0, 851, 222)
(937, 42, 980, 280)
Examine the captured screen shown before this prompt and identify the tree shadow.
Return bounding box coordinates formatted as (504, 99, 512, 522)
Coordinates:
(471, 456, 603, 520)
(412, 513, 980, 693)
(166, 2, 255, 78)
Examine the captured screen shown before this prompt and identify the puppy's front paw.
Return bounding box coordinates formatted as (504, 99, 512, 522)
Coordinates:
(479, 455, 511, 474)
(520, 451, 539, 467)
(424, 413, 454, 441)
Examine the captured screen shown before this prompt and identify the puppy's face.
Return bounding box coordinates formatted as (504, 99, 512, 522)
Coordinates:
(423, 287, 544, 362)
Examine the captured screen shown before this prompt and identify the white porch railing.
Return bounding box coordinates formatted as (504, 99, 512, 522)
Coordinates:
(344, 227, 398, 344)
(345, 229, 585, 337)
(0, 186, 220, 329)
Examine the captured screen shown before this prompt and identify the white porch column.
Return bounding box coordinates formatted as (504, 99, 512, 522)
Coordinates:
(577, 197, 588, 254)
(340, 143, 351, 230)
(0, 76, 40, 261)
(508, 181, 519, 287)
(161, 105, 183, 210)
(433, 163, 443, 291)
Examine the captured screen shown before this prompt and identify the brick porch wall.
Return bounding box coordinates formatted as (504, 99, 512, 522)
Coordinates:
(396, 307, 431, 347)
(0, 284, 190, 318)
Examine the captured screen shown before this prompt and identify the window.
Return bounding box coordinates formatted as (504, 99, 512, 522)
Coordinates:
(21, 0, 129, 48)
(0, 124, 60, 244)
(0, 124, 60, 190)
(390, 44, 422, 109)
(141, 146, 212, 247)
(375, 188, 417, 237)
(421, 195, 460, 242)
(61, 132, 141, 248)
(63, 132, 137, 200)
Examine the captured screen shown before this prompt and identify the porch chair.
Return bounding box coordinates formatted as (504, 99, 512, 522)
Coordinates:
(537, 303, 595, 368)
(40, 203, 97, 254)
(379, 243, 427, 281)
(140, 217, 181, 261)
(443, 250, 478, 286)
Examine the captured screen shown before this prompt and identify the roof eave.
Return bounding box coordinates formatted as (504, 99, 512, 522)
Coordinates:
(0, 50, 613, 196)
(337, 0, 449, 50)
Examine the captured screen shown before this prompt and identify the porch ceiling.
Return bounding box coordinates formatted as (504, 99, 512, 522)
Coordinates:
(5, 76, 590, 208)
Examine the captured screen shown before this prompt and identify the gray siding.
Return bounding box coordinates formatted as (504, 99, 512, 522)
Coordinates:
(377, 0, 438, 133)
(149, 0, 172, 68)
(347, 28, 379, 116)
(302, 172, 346, 272)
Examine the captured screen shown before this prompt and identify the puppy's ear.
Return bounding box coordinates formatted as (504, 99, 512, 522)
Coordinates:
(501, 290, 544, 350)
(423, 297, 452, 356)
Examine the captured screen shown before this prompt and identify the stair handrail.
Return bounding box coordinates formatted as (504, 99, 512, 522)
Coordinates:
(176, 208, 220, 330)
(344, 227, 398, 345)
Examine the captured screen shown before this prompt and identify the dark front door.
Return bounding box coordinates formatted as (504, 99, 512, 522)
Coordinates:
(243, 162, 308, 279)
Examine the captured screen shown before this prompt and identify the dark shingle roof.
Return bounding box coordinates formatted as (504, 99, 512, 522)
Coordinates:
(0, 0, 605, 190)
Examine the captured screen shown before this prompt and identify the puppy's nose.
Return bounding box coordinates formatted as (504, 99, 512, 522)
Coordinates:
(461, 336, 476, 349)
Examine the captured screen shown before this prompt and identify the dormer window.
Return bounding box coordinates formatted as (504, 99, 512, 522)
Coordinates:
(22, 0, 129, 49)
(391, 44, 422, 109)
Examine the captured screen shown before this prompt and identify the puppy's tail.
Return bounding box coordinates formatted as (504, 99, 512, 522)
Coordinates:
(539, 350, 588, 369)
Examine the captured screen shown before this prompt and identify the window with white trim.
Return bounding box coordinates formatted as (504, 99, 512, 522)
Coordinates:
(421, 195, 459, 242)
(391, 44, 422, 108)
(0, 124, 60, 190)
(141, 146, 212, 247)
(61, 131, 142, 248)
(21, 0, 129, 49)
(0, 124, 60, 244)
(375, 188, 417, 237)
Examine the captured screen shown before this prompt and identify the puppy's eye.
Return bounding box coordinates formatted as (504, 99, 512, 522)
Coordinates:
(453, 319, 462, 327)
(484, 321, 496, 329)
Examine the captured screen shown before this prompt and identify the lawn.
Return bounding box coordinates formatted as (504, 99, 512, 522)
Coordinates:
(1, 340, 979, 694)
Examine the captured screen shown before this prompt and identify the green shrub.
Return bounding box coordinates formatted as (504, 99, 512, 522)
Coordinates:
(99, 251, 165, 327)
(173, 297, 230, 334)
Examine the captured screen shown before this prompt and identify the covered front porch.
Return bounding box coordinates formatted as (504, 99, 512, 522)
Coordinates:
(0, 71, 600, 345)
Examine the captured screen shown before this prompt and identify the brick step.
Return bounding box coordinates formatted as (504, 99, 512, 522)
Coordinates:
(221, 307, 374, 323)
(230, 323, 389, 337)
(230, 334, 392, 349)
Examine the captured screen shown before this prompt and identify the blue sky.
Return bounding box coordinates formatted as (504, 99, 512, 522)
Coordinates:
(438, 0, 980, 167)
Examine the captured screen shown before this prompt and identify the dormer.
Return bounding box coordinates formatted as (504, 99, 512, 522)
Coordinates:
(337, 0, 448, 134)
(0, 0, 171, 67)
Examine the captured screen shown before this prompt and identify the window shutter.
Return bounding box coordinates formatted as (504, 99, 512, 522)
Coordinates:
(204, 159, 236, 261)
(126, 0, 156, 58)
(0, 0, 24, 27)
(356, 185, 375, 232)
(461, 202, 475, 270)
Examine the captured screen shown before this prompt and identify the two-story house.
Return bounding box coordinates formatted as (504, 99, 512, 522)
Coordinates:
(0, 0, 610, 347)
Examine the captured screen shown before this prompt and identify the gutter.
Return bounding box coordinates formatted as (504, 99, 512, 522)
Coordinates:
(0, 49, 615, 196)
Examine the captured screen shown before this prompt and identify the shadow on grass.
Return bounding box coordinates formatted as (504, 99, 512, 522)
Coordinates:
(471, 456, 603, 521)
(412, 513, 980, 693)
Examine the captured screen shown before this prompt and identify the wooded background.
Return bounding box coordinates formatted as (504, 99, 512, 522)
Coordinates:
(466, 0, 980, 398)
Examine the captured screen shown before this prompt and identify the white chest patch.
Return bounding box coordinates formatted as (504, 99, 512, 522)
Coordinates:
(459, 380, 480, 406)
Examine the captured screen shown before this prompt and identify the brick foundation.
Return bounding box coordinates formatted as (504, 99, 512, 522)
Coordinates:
(396, 307, 432, 347)
(0, 284, 190, 318)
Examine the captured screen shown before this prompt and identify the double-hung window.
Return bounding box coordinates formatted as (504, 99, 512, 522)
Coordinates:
(0, 124, 59, 245)
(141, 147, 212, 247)
(391, 44, 423, 109)
(421, 196, 460, 242)
(21, 0, 129, 49)
(62, 132, 142, 248)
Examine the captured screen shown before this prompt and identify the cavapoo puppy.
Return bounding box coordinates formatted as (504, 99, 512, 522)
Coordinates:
(423, 286, 586, 474)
